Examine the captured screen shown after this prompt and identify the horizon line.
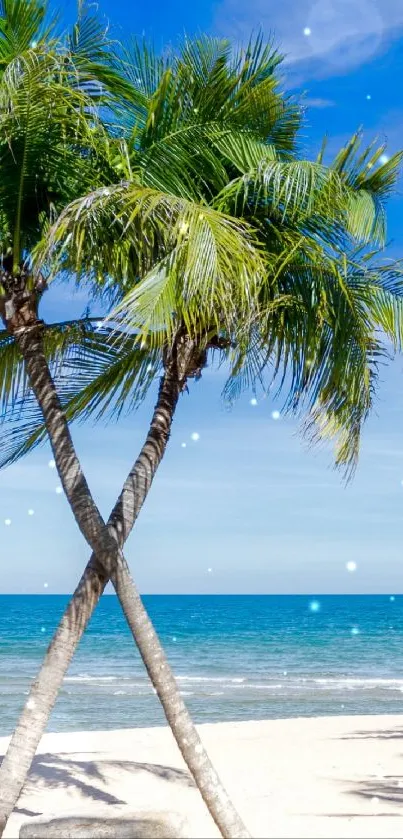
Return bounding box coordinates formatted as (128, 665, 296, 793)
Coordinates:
(0, 592, 400, 597)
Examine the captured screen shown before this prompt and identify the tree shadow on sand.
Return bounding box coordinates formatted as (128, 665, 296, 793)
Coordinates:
(0, 752, 195, 808)
(302, 727, 403, 820)
(347, 775, 403, 808)
(339, 727, 403, 741)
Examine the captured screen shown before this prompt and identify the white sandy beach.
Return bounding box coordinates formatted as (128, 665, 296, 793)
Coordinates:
(2, 714, 403, 838)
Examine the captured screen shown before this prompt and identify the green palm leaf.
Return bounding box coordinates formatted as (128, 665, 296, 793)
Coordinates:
(1, 23, 402, 481)
(0, 47, 112, 264)
(326, 133, 403, 246)
(0, 0, 56, 69)
(38, 183, 265, 343)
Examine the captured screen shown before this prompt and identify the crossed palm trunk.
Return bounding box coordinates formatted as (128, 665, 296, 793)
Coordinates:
(0, 323, 250, 839)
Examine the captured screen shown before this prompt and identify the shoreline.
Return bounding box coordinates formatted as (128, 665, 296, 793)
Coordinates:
(3, 714, 403, 837)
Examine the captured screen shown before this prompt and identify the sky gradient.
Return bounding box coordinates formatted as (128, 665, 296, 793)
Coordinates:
(1, 0, 402, 594)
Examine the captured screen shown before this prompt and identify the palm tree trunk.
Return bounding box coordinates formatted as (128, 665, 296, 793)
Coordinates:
(0, 559, 108, 838)
(0, 329, 180, 835)
(13, 324, 114, 559)
(0, 324, 250, 839)
(112, 560, 251, 839)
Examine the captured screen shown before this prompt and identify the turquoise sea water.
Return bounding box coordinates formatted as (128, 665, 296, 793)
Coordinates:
(1, 594, 403, 735)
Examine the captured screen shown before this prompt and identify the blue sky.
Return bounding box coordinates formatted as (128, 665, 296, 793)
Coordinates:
(1, 0, 403, 594)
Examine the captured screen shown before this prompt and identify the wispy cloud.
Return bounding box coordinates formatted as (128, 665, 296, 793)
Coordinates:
(303, 97, 335, 109)
(213, 0, 403, 80)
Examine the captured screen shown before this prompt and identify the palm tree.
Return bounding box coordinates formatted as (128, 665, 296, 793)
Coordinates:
(0, 7, 263, 837)
(0, 21, 403, 839)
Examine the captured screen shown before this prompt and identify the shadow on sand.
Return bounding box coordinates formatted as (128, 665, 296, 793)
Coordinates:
(340, 728, 403, 741)
(0, 751, 194, 809)
(339, 725, 403, 820)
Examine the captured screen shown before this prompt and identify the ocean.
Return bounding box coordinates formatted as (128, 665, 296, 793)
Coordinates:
(1, 594, 403, 735)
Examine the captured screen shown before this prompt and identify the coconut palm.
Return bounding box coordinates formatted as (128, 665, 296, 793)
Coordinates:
(0, 8, 264, 837)
(0, 20, 403, 839)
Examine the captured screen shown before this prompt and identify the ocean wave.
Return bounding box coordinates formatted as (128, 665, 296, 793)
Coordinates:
(312, 677, 403, 688)
(175, 676, 403, 693)
(179, 679, 282, 692)
(62, 673, 403, 694)
(64, 675, 118, 683)
(176, 675, 245, 684)
(247, 683, 284, 690)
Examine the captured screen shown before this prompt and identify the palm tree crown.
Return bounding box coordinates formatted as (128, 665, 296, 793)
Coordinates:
(0, 24, 402, 477)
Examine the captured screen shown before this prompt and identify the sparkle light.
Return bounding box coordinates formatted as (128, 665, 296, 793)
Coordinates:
(48, 459, 56, 469)
(181, 442, 187, 448)
(172, 636, 177, 643)
(390, 595, 396, 602)
(207, 567, 213, 574)
(309, 600, 320, 613)
(351, 626, 360, 636)
(250, 397, 258, 406)
(346, 561, 357, 573)
(4, 518, 11, 526)
(190, 432, 200, 441)
(379, 153, 389, 165)
(55, 486, 63, 495)
(41, 626, 46, 633)
(366, 94, 371, 100)
(44, 582, 48, 589)
(271, 410, 281, 421)
(303, 26, 311, 35)
(28, 509, 34, 516)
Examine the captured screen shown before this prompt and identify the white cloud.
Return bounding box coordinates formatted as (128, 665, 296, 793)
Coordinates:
(303, 97, 335, 109)
(213, 0, 403, 80)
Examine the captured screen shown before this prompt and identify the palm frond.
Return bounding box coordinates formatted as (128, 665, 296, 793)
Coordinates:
(0, 0, 56, 68)
(38, 182, 265, 343)
(214, 158, 344, 226)
(329, 133, 403, 246)
(223, 244, 403, 476)
(0, 46, 112, 262)
(66, 3, 136, 105)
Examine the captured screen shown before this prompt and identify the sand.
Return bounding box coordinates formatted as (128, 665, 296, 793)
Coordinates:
(2, 714, 403, 838)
